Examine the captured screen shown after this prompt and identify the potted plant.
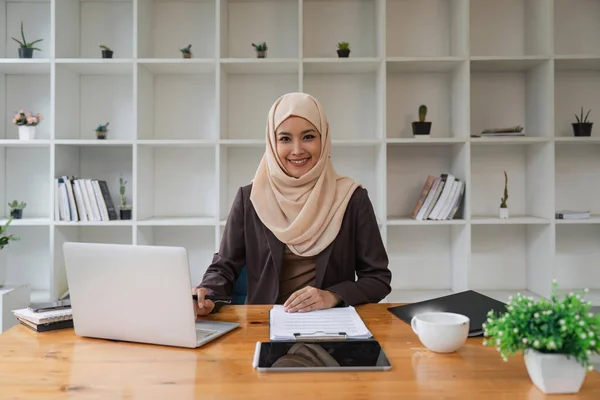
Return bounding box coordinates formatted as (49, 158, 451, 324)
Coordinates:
(99, 45, 113, 59)
(499, 171, 509, 219)
(572, 107, 593, 137)
(96, 122, 109, 139)
(13, 110, 43, 140)
(8, 201, 26, 219)
(0, 216, 20, 287)
(252, 42, 267, 58)
(412, 105, 432, 136)
(337, 41, 350, 58)
(119, 175, 131, 220)
(180, 44, 192, 59)
(12, 22, 42, 59)
(483, 280, 600, 394)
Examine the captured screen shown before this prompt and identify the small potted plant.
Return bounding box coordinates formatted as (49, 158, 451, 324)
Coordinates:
(483, 280, 600, 394)
(12, 22, 42, 59)
(499, 171, 509, 219)
(252, 42, 267, 58)
(8, 201, 26, 219)
(0, 216, 19, 250)
(180, 44, 192, 59)
(96, 122, 109, 139)
(411, 105, 432, 136)
(13, 110, 43, 140)
(99, 45, 113, 59)
(119, 175, 131, 220)
(572, 107, 593, 137)
(337, 41, 350, 58)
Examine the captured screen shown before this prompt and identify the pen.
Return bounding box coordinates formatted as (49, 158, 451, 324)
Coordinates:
(192, 294, 232, 302)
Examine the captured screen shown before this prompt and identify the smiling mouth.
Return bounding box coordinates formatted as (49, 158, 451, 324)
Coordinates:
(288, 158, 309, 167)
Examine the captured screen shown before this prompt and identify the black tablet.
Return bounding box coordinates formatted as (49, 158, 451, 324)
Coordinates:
(252, 340, 392, 372)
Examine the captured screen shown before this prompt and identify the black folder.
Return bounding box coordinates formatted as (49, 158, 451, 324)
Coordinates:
(387, 290, 508, 337)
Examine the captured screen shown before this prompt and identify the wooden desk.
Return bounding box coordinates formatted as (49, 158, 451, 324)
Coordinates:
(1, 304, 599, 399)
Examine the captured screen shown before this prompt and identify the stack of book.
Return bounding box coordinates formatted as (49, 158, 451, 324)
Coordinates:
(55, 175, 119, 222)
(471, 125, 525, 137)
(555, 210, 591, 220)
(411, 174, 465, 221)
(12, 307, 73, 332)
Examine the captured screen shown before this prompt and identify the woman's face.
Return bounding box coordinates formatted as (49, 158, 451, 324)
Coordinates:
(275, 116, 322, 178)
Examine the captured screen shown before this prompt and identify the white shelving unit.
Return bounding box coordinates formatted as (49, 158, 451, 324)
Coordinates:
(0, 0, 599, 306)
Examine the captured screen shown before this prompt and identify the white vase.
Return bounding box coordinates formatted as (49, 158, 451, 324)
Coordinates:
(524, 349, 587, 394)
(499, 207, 509, 219)
(18, 125, 36, 140)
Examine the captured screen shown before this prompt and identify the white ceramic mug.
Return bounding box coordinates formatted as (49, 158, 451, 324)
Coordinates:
(411, 312, 470, 353)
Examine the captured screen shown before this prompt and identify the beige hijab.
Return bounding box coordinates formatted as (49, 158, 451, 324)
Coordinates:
(250, 92, 359, 257)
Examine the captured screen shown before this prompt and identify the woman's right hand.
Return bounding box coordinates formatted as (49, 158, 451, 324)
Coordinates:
(192, 287, 215, 317)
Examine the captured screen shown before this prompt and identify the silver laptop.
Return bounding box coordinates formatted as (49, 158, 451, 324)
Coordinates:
(62, 242, 239, 348)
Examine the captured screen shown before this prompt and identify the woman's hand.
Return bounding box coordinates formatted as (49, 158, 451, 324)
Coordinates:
(192, 287, 215, 317)
(283, 286, 341, 313)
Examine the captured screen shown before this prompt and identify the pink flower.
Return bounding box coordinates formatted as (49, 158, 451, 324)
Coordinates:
(37, 114, 43, 120)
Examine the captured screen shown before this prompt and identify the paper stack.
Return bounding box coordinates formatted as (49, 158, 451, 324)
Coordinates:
(12, 308, 73, 332)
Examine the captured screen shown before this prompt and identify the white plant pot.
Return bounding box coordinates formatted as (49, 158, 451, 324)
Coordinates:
(18, 125, 36, 140)
(524, 349, 587, 394)
(499, 207, 509, 219)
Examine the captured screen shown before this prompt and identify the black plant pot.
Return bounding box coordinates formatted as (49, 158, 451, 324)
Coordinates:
(412, 121, 432, 136)
(337, 49, 350, 58)
(18, 48, 33, 58)
(101, 50, 113, 59)
(120, 208, 131, 220)
(10, 209, 22, 219)
(572, 122, 593, 137)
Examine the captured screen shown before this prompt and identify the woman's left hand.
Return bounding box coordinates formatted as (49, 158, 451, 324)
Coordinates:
(283, 286, 340, 313)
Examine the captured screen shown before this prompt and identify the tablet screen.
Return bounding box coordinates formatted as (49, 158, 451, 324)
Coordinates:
(256, 340, 391, 370)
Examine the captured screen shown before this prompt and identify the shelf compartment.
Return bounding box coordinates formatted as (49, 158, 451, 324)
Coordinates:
(303, 0, 381, 58)
(137, 225, 215, 286)
(0, 0, 51, 59)
(219, 146, 263, 220)
(555, 224, 600, 305)
(303, 69, 381, 141)
(387, 143, 467, 221)
(0, 146, 50, 220)
(55, 0, 133, 59)
(137, 0, 216, 59)
(469, 0, 550, 57)
(0, 225, 51, 296)
(54, 144, 133, 221)
(303, 58, 380, 74)
(554, 69, 600, 138)
(386, 0, 468, 58)
(387, 224, 468, 292)
(470, 224, 553, 298)
(221, 0, 298, 59)
(470, 61, 552, 139)
(137, 145, 217, 221)
(554, 0, 600, 57)
(470, 143, 553, 221)
(555, 143, 600, 217)
(554, 55, 600, 72)
(387, 60, 468, 139)
(55, 64, 134, 140)
(220, 66, 298, 140)
(137, 63, 216, 140)
(220, 59, 299, 74)
(0, 67, 50, 140)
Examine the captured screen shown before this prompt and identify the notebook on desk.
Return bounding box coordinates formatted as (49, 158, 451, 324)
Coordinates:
(269, 305, 373, 341)
(387, 290, 508, 337)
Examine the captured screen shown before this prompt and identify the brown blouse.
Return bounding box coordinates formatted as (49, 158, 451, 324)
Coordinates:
(276, 246, 317, 304)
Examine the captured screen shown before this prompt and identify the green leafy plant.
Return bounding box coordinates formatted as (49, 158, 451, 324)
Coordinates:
(483, 280, 600, 370)
(96, 122, 109, 132)
(180, 44, 192, 54)
(500, 171, 508, 208)
(0, 217, 19, 250)
(119, 175, 129, 209)
(418, 105, 427, 122)
(8, 201, 26, 211)
(575, 107, 592, 124)
(252, 42, 267, 52)
(99, 45, 111, 51)
(12, 22, 42, 50)
(337, 41, 350, 50)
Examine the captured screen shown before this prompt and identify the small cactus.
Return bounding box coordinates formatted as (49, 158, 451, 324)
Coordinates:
(418, 105, 427, 123)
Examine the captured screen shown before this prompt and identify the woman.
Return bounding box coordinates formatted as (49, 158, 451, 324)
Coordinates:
(194, 92, 391, 315)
